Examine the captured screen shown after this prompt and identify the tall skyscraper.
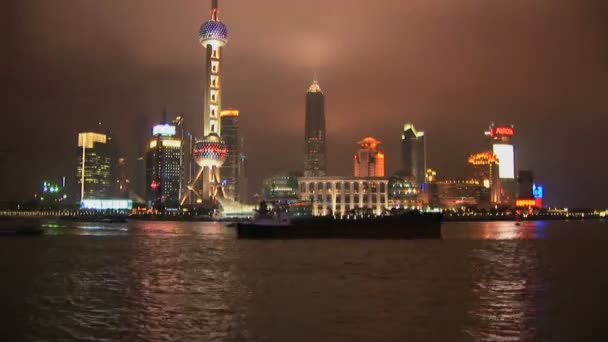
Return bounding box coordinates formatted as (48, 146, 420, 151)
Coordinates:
(77, 132, 113, 201)
(485, 123, 516, 205)
(220, 110, 240, 200)
(146, 122, 183, 208)
(183, 0, 229, 204)
(401, 123, 426, 184)
(354, 137, 385, 177)
(304, 77, 327, 177)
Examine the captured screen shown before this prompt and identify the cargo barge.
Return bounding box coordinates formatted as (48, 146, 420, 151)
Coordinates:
(237, 214, 442, 239)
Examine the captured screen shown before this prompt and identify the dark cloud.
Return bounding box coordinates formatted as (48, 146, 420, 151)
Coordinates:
(2, 0, 608, 207)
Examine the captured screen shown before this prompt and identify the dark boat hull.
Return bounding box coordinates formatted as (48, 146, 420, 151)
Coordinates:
(237, 215, 442, 239)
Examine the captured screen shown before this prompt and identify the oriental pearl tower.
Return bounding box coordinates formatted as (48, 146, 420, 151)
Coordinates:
(182, 0, 229, 204)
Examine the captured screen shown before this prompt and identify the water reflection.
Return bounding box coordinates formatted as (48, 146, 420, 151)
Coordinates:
(23, 221, 248, 341)
(465, 240, 543, 341)
(445, 221, 548, 240)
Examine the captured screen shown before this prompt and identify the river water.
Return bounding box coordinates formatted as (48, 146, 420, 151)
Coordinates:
(1, 219, 607, 341)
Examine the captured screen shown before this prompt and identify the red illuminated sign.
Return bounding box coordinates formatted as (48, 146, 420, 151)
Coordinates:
(491, 127, 514, 136)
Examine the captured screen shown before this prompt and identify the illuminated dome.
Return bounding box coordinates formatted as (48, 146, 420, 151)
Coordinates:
(193, 133, 228, 168)
(199, 20, 228, 46)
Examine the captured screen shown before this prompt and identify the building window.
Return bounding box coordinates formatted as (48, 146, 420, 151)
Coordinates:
(380, 183, 386, 192)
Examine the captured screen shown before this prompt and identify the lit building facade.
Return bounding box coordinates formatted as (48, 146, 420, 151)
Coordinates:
(183, 0, 229, 204)
(516, 170, 537, 209)
(388, 175, 420, 208)
(435, 179, 490, 209)
(354, 137, 385, 177)
(146, 123, 183, 208)
(485, 123, 516, 205)
(468, 152, 501, 204)
(304, 78, 327, 177)
(401, 123, 426, 184)
(220, 110, 240, 200)
(262, 171, 301, 202)
(77, 132, 113, 201)
(39, 178, 67, 205)
(298, 177, 389, 216)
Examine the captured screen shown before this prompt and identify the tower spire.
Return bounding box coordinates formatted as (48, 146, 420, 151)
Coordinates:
(211, 0, 219, 21)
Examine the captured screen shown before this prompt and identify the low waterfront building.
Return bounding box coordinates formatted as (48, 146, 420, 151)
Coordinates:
(435, 179, 490, 209)
(388, 175, 420, 208)
(262, 171, 301, 202)
(298, 176, 389, 216)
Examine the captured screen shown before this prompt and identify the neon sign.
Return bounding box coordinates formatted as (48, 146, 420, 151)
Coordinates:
(533, 184, 544, 199)
(152, 124, 176, 137)
(491, 127, 515, 136)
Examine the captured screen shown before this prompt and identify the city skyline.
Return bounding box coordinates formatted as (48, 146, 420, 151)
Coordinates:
(4, 0, 608, 207)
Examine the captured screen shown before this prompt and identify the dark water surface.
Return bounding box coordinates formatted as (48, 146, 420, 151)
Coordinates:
(1, 220, 607, 341)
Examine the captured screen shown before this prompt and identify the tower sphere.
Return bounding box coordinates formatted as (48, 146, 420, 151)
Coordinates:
(199, 20, 228, 46)
(193, 133, 228, 168)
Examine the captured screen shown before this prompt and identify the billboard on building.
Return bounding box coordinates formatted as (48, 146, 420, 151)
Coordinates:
(493, 144, 514, 179)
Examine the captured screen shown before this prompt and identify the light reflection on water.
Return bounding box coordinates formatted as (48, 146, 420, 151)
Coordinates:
(464, 241, 542, 341)
(443, 220, 548, 240)
(1, 219, 607, 340)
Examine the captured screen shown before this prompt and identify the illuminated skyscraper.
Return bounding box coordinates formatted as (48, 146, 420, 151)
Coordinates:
(182, 0, 229, 204)
(76, 132, 113, 201)
(401, 123, 426, 184)
(354, 137, 385, 177)
(146, 122, 183, 208)
(484, 123, 516, 205)
(304, 77, 327, 177)
(220, 110, 240, 200)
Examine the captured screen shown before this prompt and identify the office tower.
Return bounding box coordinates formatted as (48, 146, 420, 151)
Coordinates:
(183, 0, 229, 204)
(77, 132, 113, 201)
(220, 110, 240, 200)
(354, 137, 385, 177)
(401, 123, 426, 184)
(133, 115, 150, 200)
(304, 77, 327, 177)
(146, 122, 183, 208)
(237, 135, 249, 203)
(484, 123, 516, 204)
(238, 151, 249, 203)
(116, 158, 129, 198)
(516, 170, 536, 208)
(468, 152, 501, 204)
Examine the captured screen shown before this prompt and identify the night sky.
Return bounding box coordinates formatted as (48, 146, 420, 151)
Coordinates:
(3, 0, 608, 207)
